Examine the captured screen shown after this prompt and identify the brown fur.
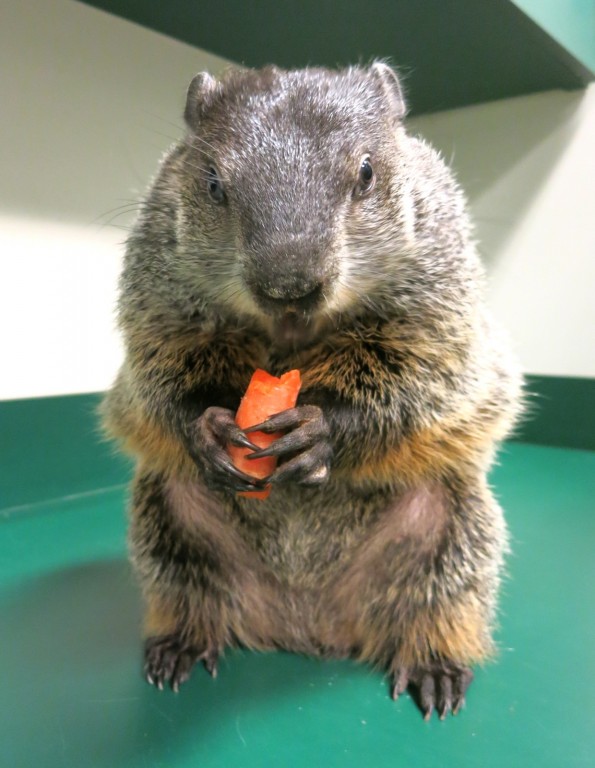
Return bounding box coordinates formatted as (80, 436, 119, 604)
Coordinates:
(143, 594, 181, 638)
(351, 421, 497, 485)
(105, 401, 193, 479)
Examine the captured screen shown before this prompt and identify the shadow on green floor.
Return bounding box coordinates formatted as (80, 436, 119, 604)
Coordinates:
(3, 558, 407, 768)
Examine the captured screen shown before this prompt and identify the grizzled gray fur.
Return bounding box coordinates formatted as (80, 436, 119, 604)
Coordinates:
(102, 63, 522, 720)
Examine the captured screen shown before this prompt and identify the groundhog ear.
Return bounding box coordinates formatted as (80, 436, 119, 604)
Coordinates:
(370, 62, 407, 120)
(184, 72, 218, 130)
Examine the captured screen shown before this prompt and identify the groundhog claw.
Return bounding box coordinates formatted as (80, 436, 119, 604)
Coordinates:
(246, 405, 332, 486)
(188, 407, 266, 492)
(245, 405, 324, 435)
(390, 667, 409, 700)
(268, 444, 331, 485)
(390, 663, 473, 720)
(144, 634, 219, 692)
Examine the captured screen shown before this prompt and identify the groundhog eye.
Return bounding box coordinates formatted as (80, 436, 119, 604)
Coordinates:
(355, 155, 375, 196)
(206, 166, 225, 204)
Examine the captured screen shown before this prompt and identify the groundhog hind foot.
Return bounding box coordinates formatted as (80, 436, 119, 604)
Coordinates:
(391, 663, 474, 721)
(144, 633, 219, 692)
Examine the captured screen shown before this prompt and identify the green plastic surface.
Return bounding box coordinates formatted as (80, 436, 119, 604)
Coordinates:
(0, 394, 131, 511)
(1, 443, 594, 767)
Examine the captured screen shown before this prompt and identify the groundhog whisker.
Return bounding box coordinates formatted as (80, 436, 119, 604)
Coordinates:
(149, 129, 186, 147)
(181, 157, 214, 174)
(95, 208, 146, 229)
(140, 109, 185, 134)
(191, 134, 220, 154)
(94, 201, 145, 221)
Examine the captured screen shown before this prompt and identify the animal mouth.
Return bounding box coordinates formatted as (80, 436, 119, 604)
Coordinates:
(246, 275, 334, 348)
(270, 310, 319, 349)
(250, 280, 330, 349)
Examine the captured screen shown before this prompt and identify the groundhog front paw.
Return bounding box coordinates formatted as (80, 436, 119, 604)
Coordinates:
(187, 407, 269, 494)
(144, 634, 219, 692)
(245, 405, 332, 486)
(391, 663, 474, 721)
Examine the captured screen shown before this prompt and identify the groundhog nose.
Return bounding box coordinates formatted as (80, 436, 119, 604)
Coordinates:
(256, 281, 325, 312)
(263, 281, 321, 301)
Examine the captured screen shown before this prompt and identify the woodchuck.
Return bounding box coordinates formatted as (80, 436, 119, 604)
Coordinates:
(102, 63, 523, 720)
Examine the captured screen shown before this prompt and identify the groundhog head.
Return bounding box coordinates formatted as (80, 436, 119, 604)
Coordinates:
(174, 64, 473, 344)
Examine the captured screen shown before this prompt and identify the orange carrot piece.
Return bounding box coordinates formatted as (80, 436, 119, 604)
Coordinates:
(229, 369, 302, 499)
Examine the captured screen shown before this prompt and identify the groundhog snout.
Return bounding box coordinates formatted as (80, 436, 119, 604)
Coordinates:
(244, 239, 333, 314)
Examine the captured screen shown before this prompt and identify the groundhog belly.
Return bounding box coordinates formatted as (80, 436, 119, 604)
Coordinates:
(236, 482, 386, 580)
(164, 476, 450, 654)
